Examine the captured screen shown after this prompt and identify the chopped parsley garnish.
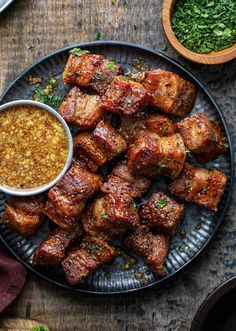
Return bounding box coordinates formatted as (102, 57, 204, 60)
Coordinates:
(76, 71, 81, 76)
(184, 179, 190, 187)
(111, 0, 116, 4)
(107, 61, 117, 72)
(96, 31, 101, 40)
(163, 126, 169, 133)
(176, 142, 180, 147)
(32, 326, 48, 331)
(69, 48, 90, 57)
(159, 163, 167, 168)
(101, 212, 108, 219)
(156, 198, 168, 209)
(185, 147, 192, 157)
(47, 77, 58, 88)
(34, 88, 62, 108)
(88, 244, 103, 254)
(224, 142, 229, 148)
(126, 98, 132, 104)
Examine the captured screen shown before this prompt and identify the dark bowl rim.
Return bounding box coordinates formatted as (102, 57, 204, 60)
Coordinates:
(0, 40, 234, 295)
(190, 275, 236, 331)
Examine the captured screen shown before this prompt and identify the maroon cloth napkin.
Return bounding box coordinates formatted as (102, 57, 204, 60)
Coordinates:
(0, 242, 27, 312)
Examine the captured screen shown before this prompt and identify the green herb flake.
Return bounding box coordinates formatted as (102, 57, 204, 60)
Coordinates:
(88, 244, 103, 254)
(156, 198, 168, 209)
(101, 212, 108, 219)
(224, 142, 229, 148)
(185, 147, 192, 157)
(159, 163, 167, 168)
(176, 142, 180, 147)
(163, 126, 169, 133)
(32, 326, 48, 331)
(126, 98, 132, 104)
(34, 88, 62, 108)
(184, 179, 190, 188)
(111, 0, 116, 5)
(96, 31, 101, 40)
(69, 48, 90, 57)
(107, 61, 117, 72)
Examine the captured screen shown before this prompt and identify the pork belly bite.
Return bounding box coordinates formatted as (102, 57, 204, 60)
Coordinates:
(101, 161, 150, 198)
(123, 226, 170, 277)
(48, 161, 102, 218)
(140, 192, 184, 236)
(2, 196, 45, 237)
(101, 76, 150, 116)
(93, 120, 127, 160)
(62, 49, 123, 94)
(168, 163, 227, 212)
(118, 114, 146, 146)
(143, 69, 196, 116)
(145, 114, 175, 137)
(32, 223, 83, 267)
(62, 235, 116, 285)
(176, 113, 227, 163)
(58, 87, 104, 130)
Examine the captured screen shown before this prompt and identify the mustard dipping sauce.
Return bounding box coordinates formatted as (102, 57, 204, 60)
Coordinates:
(0, 105, 69, 189)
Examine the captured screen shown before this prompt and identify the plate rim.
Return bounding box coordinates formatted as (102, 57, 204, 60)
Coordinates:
(0, 0, 14, 14)
(0, 40, 234, 295)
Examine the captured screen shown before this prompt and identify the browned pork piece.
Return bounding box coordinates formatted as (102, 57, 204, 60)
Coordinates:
(58, 87, 104, 130)
(101, 76, 150, 116)
(168, 163, 227, 212)
(139, 192, 184, 236)
(62, 235, 116, 285)
(123, 226, 170, 277)
(32, 223, 84, 267)
(2, 196, 46, 237)
(127, 132, 186, 179)
(62, 49, 123, 94)
(175, 113, 228, 163)
(101, 161, 150, 198)
(82, 194, 141, 240)
(93, 120, 127, 159)
(143, 69, 197, 116)
(118, 114, 146, 146)
(145, 114, 175, 137)
(48, 161, 102, 218)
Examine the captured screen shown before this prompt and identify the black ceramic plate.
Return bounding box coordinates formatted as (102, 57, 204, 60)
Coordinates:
(0, 41, 233, 294)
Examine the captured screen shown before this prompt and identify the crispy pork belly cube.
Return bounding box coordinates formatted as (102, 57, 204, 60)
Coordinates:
(48, 161, 102, 217)
(101, 161, 150, 198)
(168, 163, 227, 212)
(123, 226, 170, 277)
(58, 87, 104, 130)
(32, 224, 83, 267)
(43, 200, 84, 229)
(139, 192, 184, 236)
(93, 120, 127, 160)
(157, 133, 186, 179)
(175, 113, 227, 162)
(62, 50, 123, 94)
(118, 114, 146, 146)
(143, 69, 196, 116)
(73, 133, 108, 171)
(127, 131, 161, 177)
(62, 235, 116, 285)
(145, 114, 175, 137)
(2, 196, 45, 237)
(101, 76, 150, 116)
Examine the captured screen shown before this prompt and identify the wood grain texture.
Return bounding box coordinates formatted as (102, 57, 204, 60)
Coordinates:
(0, 1, 236, 331)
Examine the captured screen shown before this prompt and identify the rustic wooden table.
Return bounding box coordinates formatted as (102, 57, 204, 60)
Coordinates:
(0, 1, 235, 330)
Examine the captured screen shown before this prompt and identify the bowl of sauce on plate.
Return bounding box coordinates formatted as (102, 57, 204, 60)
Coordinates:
(0, 100, 73, 196)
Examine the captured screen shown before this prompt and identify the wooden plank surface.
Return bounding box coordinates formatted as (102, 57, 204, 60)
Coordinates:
(0, 1, 236, 331)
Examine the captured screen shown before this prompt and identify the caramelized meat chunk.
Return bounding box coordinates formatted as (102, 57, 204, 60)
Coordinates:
(48, 161, 102, 217)
(73, 132, 107, 171)
(93, 120, 127, 160)
(176, 113, 228, 163)
(118, 114, 146, 146)
(168, 163, 227, 212)
(140, 192, 184, 236)
(62, 50, 123, 94)
(101, 161, 150, 198)
(123, 226, 170, 277)
(143, 69, 196, 116)
(101, 76, 150, 116)
(2, 196, 45, 237)
(32, 224, 83, 266)
(58, 87, 104, 130)
(127, 132, 186, 179)
(62, 235, 116, 285)
(145, 114, 175, 137)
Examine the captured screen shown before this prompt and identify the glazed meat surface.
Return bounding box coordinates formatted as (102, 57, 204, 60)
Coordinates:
(62, 50, 123, 94)
(143, 69, 196, 116)
(32, 223, 83, 267)
(2, 196, 45, 237)
(58, 87, 104, 130)
(93, 120, 127, 160)
(118, 114, 146, 146)
(48, 161, 102, 217)
(101, 76, 150, 116)
(175, 113, 227, 163)
(145, 114, 175, 137)
(62, 235, 116, 285)
(101, 161, 150, 198)
(123, 226, 170, 277)
(140, 192, 184, 236)
(168, 163, 227, 211)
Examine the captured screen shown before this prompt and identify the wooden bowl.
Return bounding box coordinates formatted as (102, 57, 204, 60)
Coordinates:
(162, 0, 236, 64)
